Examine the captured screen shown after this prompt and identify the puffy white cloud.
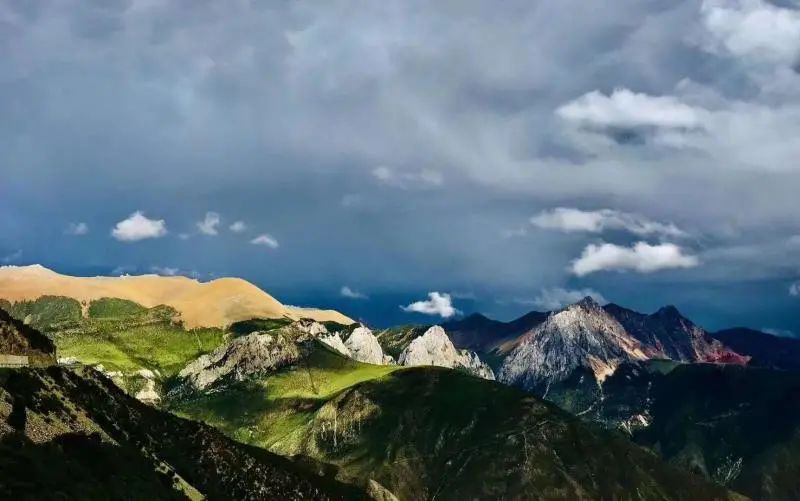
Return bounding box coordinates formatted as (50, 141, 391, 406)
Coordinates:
(229, 220, 247, 233)
(531, 287, 608, 310)
(790, 282, 800, 296)
(401, 292, 460, 318)
(531, 208, 686, 238)
(571, 242, 699, 276)
(340, 285, 368, 299)
(111, 212, 167, 242)
(372, 166, 443, 189)
(65, 222, 89, 236)
(196, 212, 221, 236)
(701, 0, 800, 66)
(250, 234, 279, 249)
(557, 89, 706, 130)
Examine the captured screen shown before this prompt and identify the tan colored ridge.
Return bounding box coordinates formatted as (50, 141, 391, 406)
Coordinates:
(0, 265, 353, 329)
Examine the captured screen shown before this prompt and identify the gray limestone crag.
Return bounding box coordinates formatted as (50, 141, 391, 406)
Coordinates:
(178, 330, 302, 390)
(398, 326, 494, 380)
(344, 326, 395, 365)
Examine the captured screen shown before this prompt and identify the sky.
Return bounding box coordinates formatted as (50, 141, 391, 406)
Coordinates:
(1, 0, 799, 332)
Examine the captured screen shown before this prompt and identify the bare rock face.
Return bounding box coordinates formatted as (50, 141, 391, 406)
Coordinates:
(292, 318, 330, 338)
(398, 326, 495, 380)
(319, 332, 351, 357)
(498, 297, 647, 392)
(178, 331, 301, 390)
(135, 378, 161, 404)
(604, 304, 749, 365)
(344, 326, 394, 365)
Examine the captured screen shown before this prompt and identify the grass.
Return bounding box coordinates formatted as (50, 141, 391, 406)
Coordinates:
(1, 296, 226, 398)
(229, 318, 292, 338)
(87, 297, 148, 319)
(56, 324, 225, 376)
(169, 343, 400, 451)
(0, 296, 82, 331)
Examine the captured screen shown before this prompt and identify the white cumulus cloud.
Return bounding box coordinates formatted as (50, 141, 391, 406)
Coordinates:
(557, 88, 706, 130)
(111, 211, 167, 242)
(65, 222, 89, 236)
(701, 0, 800, 66)
(571, 242, 699, 276)
(340, 285, 368, 299)
(229, 220, 247, 233)
(401, 292, 460, 318)
(250, 234, 279, 249)
(532, 287, 608, 310)
(531, 208, 686, 238)
(197, 212, 221, 236)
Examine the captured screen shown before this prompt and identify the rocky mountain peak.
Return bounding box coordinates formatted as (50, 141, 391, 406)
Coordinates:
(654, 304, 681, 317)
(343, 325, 394, 365)
(398, 326, 494, 380)
(498, 302, 647, 392)
(605, 304, 748, 364)
(572, 296, 603, 311)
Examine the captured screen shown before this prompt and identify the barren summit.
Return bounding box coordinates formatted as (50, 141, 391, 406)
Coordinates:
(0, 265, 353, 328)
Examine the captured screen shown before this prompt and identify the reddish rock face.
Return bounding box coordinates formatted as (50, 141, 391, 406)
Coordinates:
(604, 303, 749, 365)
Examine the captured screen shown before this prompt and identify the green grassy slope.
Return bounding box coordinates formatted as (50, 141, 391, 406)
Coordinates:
(0, 296, 82, 332)
(169, 343, 400, 450)
(2, 296, 226, 396)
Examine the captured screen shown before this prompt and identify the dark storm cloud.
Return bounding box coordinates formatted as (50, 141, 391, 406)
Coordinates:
(1, 0, 799, 333)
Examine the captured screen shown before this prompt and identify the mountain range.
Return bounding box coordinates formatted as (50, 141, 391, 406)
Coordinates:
(2, 265, 799, 499)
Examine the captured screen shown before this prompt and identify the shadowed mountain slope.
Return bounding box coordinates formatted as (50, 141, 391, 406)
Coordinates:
(0, 309, 364, 500)
(710, 328, 800, 371)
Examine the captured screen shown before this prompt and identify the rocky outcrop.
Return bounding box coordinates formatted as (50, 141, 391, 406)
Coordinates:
(292, 318, 331, 338)
(344, 326, 394, 365)
(498, 297, 647, 392)
(178, 330, 302, 390)
(398, 326, 494, 380)
(319, 332, 351, 357)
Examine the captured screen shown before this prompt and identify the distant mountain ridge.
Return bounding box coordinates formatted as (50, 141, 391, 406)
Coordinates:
(604, 303, 749, 365)
(711, 327, 800, 371)
(0, 265, 353, 328)
(442, 310, 548, 353)
(444, 297, 749, 393)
